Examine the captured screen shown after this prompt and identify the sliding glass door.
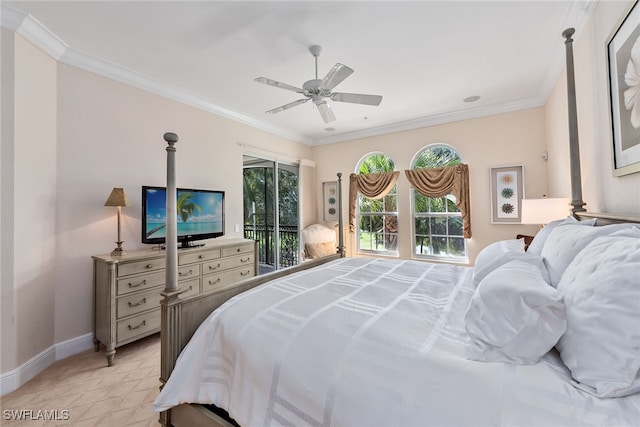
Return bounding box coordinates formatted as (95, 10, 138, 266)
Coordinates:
(243, 155, 299, 274)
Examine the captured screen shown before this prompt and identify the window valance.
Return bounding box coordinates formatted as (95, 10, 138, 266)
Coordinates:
(404, 164, 472, 238)
(348, 171, 400, 232)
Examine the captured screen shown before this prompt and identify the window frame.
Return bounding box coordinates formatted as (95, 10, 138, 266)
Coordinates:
(355, 152, 399, 257)
(410, 144, 468, 263)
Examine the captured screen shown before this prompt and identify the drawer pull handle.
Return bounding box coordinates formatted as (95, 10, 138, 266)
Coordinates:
(179, 269, 193, 277)
(128, 279, 146, 288)
(198, 255, 204, 259)
(237, 248, 241, 252)
(146, 264, 153, 269)
(240, 270, 251, 277)
(240, 257, 251, 263)
(209, 264, 221, 271)
(128, 320, 146, 331)
(178, 285, 194, 296)
(209, 278, 221, 286)
(128, 298, 147, 307)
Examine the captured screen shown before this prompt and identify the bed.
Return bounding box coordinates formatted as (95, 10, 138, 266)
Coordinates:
(154, 30, 640, 426)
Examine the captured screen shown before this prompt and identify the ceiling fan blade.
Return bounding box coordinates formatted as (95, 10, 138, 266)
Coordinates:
(265, 98, 309, 114)
(331, 92, 383, 106)
(316, 101, 336, 123)
(255, 77, 304, 94)
(320, 63, 354, 91)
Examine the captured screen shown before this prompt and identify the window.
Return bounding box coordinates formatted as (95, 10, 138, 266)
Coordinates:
(411, 145, 467, 262)
(356, 153, 398, 255)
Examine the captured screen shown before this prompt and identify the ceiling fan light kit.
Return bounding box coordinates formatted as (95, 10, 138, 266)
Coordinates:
(255, 45, 382, 124)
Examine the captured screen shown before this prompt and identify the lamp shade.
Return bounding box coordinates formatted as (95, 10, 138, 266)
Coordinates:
(521, 197, 570, 225)
(104, 188, 131, 207)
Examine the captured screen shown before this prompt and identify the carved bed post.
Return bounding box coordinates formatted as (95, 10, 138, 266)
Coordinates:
(337, 172, 345, 257)
(563, 28, 587, 215)
(159, 132, 181, 427)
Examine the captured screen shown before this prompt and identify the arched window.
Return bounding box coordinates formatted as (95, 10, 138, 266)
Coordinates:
(355, 153, 398, 255)
(411, 144, 467, 261)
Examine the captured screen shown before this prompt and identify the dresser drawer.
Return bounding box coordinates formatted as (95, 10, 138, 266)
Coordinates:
(179, 249, 220, 265)
(222, 243, 254, 258)
(203, 265, 255, 292)
(117, 309, 161, 343)
(117, 287, 163, 318)
(178, 264, 201, 281)
(179, 278, 200, 298)
(117, 270, 165, 295)
(117, 258, 165, 277)
(202, 253, 254, 275)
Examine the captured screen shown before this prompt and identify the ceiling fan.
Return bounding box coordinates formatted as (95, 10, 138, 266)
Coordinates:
(255, 45, 382, 124)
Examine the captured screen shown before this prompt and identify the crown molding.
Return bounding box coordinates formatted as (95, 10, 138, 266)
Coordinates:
(1, 3, 310, 146)
(537, 0, 598, 103)
(313, 97, 546, 146)
(2, 1, 597, 148)
(1, 3, 68, 59)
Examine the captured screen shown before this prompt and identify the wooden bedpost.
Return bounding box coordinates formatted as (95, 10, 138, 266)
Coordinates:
(159, 132, 181, 427)
(337, 172, 345, 257)
(563, 28, 587, 215)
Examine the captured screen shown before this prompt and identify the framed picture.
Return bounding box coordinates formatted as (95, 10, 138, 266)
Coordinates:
(323, 181, 338, 221)
(490, 165, 524, 224)
(607, 0, 640, 176)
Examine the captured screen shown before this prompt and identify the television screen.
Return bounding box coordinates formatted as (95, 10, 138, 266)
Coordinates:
(142, 186, 224, 247)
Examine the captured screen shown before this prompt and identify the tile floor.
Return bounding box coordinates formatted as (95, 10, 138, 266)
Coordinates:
(1, 334, 161, 426)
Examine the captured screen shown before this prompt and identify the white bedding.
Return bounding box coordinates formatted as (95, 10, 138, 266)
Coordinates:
(154, 257, 640, 426)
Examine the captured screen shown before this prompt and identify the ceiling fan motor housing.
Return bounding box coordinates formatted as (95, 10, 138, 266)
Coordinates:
(303, 79, 324, 95)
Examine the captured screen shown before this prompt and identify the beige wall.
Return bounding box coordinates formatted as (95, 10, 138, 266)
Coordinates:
(1, 32, 312, 376)
(1, 27, 17, 373)
(1, 32, 58, 371)
(546, 0, 640, 215)
(53, 63, 313, 346)
(312, 108, 548, 265)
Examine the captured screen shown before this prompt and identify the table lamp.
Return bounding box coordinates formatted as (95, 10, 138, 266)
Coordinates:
(521, 197, 571, 226)
(104, 187, 131, 255)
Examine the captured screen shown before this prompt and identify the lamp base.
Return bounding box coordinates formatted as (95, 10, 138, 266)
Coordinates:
(111, 242, 126, 256)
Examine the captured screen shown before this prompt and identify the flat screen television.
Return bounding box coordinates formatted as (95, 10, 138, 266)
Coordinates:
(142, 186, 225, 248)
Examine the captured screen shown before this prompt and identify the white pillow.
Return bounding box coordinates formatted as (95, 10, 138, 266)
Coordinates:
(473, 239, 548, 286)
(541, 223, 637, 288)
(527, 216, 595, 256)
(465, 259, 566, 365)
(555, 227, 640, 397)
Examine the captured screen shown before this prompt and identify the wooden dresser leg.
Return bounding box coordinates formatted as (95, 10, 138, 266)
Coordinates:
(106, 343, 116, 366)
(93, 337, 100, 352)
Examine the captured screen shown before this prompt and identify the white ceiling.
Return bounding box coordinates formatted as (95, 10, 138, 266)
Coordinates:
(3, 1, 597, 145)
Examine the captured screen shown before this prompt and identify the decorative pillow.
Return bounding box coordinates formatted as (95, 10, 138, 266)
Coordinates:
(540, 223, 637, 288)
(465, 259, 566, 364)
(473, 239, 548, 286)
(305, 241, 336, 259)
(527, 216, 595, 256)
(555, 227, 640, 397)
(301, 224, 336, 260)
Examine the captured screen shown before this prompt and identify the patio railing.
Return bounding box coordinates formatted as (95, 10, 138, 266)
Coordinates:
(244, 224, 299, 268)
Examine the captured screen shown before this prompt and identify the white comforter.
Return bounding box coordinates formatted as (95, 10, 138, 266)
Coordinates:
(154, 257, 640, 426)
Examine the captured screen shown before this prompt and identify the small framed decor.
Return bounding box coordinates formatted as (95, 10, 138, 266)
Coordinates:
(607, 0, 640, 176)
(323, 181, 338, 221)
(490, 165, 524, 224)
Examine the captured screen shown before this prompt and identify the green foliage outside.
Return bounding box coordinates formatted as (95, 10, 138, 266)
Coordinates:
(357, 154, 398, 252)
(412, 145, 465, 259)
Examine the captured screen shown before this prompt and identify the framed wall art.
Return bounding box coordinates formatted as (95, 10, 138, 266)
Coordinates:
(490, 165, 524, 224)
(607, 0, 640, 176)
(323, 181, 338, 221)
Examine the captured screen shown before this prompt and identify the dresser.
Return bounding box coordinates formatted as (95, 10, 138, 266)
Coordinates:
(93, 238, 256, 366)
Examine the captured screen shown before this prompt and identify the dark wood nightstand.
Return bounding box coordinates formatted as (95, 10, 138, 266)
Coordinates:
(516, 234, 534, 251)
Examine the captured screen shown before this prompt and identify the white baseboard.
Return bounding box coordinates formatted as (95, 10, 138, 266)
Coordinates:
(0, 333, 94, 395)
